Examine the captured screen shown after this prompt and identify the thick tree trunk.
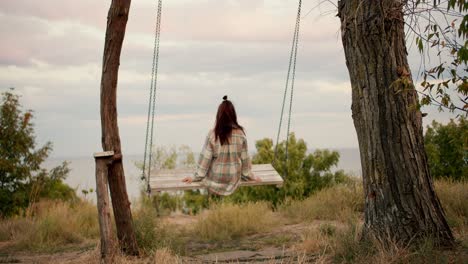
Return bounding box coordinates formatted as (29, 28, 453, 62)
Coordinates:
(337, 0, 454, 245)
(99, 0, 138, 255)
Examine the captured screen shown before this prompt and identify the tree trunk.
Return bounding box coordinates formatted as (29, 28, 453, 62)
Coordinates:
(99, 0, 139, 255)
(337, 0, 454, 245)
(94, 152, 115, 263)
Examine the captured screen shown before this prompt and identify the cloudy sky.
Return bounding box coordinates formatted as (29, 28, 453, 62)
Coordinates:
(0, 0, 454, 158)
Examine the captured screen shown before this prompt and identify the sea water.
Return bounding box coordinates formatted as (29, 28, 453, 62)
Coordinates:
(43, 149, 362, 202)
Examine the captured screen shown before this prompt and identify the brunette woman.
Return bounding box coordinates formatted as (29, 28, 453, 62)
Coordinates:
(182, 95, 261, 195)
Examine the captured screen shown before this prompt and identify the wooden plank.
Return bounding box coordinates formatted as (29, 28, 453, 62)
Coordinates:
(151, 164, 277, 177)
(151, 171, 280, 181)
(94, 157, 114, 261)
(150, 176, 283, 191)
(251, 164, 276, 171)
(150, 170, 281, 180)
(94, 151, 115, 158)
(150, 178, 283, 191)
(150, 173, 282, 182)
(149, 163, 283, 192)
(152, 173, 279, 180)
(151, 178, 281, 185)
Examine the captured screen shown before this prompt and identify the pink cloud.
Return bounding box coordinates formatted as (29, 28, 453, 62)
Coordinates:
(1, 0, 339, 42)
(0, 0, 107, 27)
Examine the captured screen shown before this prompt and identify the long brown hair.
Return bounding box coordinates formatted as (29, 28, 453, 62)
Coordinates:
(214, 95, 244, 145)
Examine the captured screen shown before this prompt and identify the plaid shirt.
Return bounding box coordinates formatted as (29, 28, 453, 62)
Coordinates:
(193, 129, 253, 195)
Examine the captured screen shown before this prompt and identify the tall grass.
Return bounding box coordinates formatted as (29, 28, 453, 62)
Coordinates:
(434, 179, 468, 248)
(281, 182, 364, 223)
(293, 179, 468, 263)
(297, 218, 467, 264)
(0, 200, 99, 251)
(434, 179, 468, 229)
(0, 179, 466, 263)
(132, 198, 186, 255)
(195, 202, 278, 241)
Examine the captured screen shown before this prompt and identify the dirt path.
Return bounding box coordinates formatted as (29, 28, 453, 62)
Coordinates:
(0, 244, 95, 264)
(0, 214, 340, 263)
(2, 213, 466, 264)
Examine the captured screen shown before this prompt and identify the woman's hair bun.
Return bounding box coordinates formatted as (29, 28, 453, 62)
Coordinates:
(223, 95, 228, 101)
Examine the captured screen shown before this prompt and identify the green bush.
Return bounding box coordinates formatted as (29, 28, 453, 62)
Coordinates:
(183, 190, 209, 215)
(425, 117, 467, 180)
(0, 90, 76, 217)
(229, 133, 353, 206)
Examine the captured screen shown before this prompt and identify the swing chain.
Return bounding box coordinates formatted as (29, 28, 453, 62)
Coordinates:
(143, 0, 163, 196)
(274, 0, 302, 178)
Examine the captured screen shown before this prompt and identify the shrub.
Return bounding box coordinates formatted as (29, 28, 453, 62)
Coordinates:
(425, 117, 467, 180)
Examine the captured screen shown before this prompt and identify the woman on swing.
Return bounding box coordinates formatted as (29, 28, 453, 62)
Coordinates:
(182, 95, 261, 196)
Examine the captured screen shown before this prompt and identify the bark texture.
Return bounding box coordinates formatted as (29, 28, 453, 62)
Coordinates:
(337, 0, 454, 245)
(99, 0, 138, 255)
(95, 156, 114, 263)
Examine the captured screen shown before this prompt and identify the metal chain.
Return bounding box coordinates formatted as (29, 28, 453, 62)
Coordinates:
(143, 0, 163, 195)
(285, 0, 301, 168)
(274, 12, 298, 163)
(274, 0, 302, 178)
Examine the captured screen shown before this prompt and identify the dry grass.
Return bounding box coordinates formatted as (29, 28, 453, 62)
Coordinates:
(435, 179, 468, 249)
(435, 179, 468, 230)
(110, 248, 181, 264)
(195, 202, 279, 241)
(1, 179, 466, 263)
(0, 198, 185, 254)
(62, 245, 181, 264)
(281, 182, 364, 223)
(294, 219, 468, 264)
(0, 200, 99, 251)
(289, 179, 468, 263)
(132, 200, 186, 255)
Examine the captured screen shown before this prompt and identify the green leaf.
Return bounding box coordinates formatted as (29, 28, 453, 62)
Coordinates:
(418, 38, 424, 52)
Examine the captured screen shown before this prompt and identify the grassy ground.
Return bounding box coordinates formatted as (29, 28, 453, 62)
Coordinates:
(0, 179, 467, 263)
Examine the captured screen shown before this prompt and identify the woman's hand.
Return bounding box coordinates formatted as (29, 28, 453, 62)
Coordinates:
(182, 177, 193, 184)
(254, 176, 262, 182)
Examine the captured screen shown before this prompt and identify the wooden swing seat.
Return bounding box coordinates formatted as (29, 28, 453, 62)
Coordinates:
(150, 164, 283, 192)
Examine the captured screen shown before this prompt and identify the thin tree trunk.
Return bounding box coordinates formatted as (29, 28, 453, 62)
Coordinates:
(99, 0, 139, 255)
(337, 0, 454, 245)
(94, 152, 115, 263)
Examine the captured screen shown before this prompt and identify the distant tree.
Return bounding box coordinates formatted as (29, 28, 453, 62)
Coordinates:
(228, 133, 350, 206)
(0, 90, 75, 217)
(425, 117, 467, 180)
